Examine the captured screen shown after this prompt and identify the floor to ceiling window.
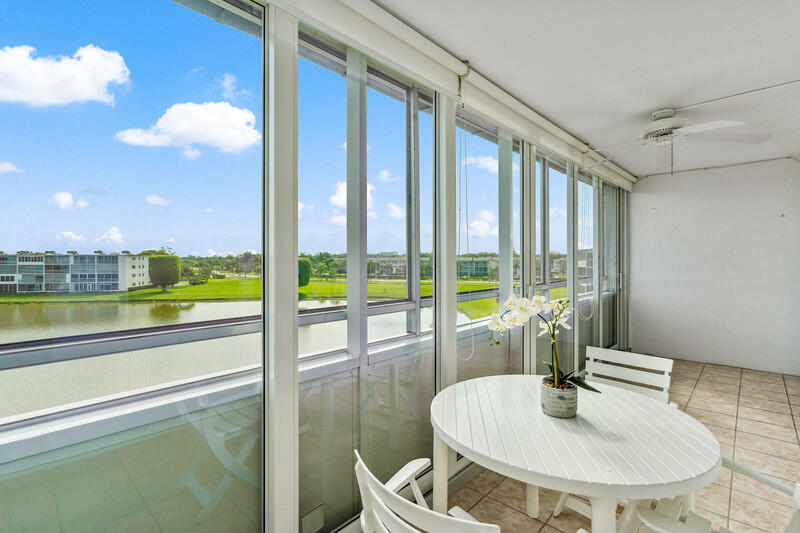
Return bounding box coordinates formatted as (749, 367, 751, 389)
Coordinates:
(0, 1, 265, 531)
(296, 25, 436, 532)
(454, 112, 523, 381)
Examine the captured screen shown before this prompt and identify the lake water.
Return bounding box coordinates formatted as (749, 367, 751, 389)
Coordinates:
(0, 299, 475, 355)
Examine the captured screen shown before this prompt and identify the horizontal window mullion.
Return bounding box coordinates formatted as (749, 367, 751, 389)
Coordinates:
(0, 320, 261, 371)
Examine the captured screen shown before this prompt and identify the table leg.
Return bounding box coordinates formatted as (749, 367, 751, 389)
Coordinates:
(589, 497, 617, 533)
(526, 484, 539, 518)
(433, 433, 448, 514)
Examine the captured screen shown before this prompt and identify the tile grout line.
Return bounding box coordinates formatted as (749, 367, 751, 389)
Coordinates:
(727, 364, 742, 528)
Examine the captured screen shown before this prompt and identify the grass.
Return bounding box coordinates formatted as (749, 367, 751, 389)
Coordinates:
(0, 278, 261, 303)
(298, 278, 498, 301)
(0, 277, 567, 319)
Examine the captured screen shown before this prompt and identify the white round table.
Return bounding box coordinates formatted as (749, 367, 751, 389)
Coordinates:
(430, 374, 721, 533)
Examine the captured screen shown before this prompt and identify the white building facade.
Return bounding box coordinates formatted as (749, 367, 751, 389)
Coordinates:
(0, 252, 151, 294)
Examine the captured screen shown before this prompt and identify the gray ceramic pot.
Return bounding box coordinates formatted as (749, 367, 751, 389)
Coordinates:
(540, 379, 577, 418)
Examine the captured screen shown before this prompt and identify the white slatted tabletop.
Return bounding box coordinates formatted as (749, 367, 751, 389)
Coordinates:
(430, 374, 722, 533)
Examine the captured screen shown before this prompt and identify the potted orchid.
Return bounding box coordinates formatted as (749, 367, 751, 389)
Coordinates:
(488, 292, 599, 418)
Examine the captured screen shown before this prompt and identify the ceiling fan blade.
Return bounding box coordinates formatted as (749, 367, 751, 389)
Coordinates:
(686, 132, 772, 144)
(655, 141, 672, 170)
(673, 120, 744, 136)
(584, 140, 647, 171)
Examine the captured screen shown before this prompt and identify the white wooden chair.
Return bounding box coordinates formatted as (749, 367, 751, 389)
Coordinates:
(354, 450, 499, 533)
(631, 457, 800, 533)
(554, 346, 677, 520)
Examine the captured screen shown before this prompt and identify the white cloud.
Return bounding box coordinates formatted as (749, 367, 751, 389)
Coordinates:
(0, 162, 22, 174)
(167, 237, 176, 243)
(468, 209, 498, 238)
(387, 202, 405, 220)
(329, 181, 374, 209)
(183, 147, 202, 159)
(465, 155, 499, 174)
(329, 214, 347, 227)
(298, 201, 314, 217)
(51, 192, 88, 210)
(146, 194, 171, 206)
(377, 169, 401, 183)
(0, 45, 129, 107)
(368, 211, 377, 219)
(204, 206, 214, 214)
(96, 227, 124, 245)
(477, 209, 496, 224)
(219, 73, 248, 99)
(57, 230, 85, 242)
(116, 101, 261, 159)
(208, 249, 217, 256)
(549, 207, 567, 218)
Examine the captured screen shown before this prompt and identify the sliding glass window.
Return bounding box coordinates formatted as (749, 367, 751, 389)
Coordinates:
(0, 1, 264, 531)
(297, 32, 348, 357)
(455, 112, 523, 381)
(296, 25, 436, 532)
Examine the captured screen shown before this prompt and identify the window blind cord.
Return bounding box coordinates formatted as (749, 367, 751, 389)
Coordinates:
(457, 126, 476, 362)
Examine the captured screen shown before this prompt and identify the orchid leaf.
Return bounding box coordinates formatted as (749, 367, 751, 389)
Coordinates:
(567, 376, 601, 393)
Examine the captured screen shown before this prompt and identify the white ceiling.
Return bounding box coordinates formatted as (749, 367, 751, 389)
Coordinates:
(375, 0, 800, 177)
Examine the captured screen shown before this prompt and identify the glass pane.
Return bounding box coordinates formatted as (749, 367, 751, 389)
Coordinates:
(541, 162, 573, 375)
(576, 177, 597, 370)
(602, 184, 619, 347)
(0, 394, 262, 532)
(0, 0, 263, 345)
(297, 39, 347, 355)
(535, 159, 543, 285)
(367, 83, 407, 304)
(419, 104, 434, 333)
(0, 1, 264, 529)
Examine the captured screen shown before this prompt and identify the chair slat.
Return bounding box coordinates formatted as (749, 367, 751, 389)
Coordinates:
(587, 360, 670, 389)
(586, 375, 670, 403)
(587, 346, 674, 372)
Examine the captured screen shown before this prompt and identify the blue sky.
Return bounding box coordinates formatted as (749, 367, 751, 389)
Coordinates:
(0, 0, 568, 257)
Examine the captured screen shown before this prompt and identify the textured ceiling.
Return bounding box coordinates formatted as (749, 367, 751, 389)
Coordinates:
(376, 0, 800, 176)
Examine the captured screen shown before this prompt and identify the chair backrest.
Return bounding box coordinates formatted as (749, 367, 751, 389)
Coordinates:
(354, 450, 500, 533)
(585, 346, 673, 404)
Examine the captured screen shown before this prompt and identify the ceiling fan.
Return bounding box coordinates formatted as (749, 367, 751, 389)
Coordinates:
(587, 109, 772, 173)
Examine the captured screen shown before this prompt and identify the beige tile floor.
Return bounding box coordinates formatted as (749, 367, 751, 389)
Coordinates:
(449, 360, 800, 533)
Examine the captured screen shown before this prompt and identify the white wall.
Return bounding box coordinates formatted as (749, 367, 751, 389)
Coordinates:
(629, 158, 800, 374)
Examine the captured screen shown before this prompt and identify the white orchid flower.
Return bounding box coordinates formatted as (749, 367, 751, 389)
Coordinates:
(503, 294, 519, 310)
(488, 313, 508, 333)
(506, 310, 526, 327)
(513, 297, 531, 317)
(541, 301, 553, 314)
(532, 294, 547, 307)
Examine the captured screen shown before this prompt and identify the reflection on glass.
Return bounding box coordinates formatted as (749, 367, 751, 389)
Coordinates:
(602, 184, 619, 347)
(576, 178, 597, 369)
(0, 396, 262, 532)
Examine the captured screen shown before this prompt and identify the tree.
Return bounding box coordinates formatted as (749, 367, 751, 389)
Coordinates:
(238, 251, 254, 275)
(298, 257, 311, 287)
(149, 255, 181, 293)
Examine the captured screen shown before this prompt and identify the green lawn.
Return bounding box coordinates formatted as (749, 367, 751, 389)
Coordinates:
(0, 278, 261, 303)
(298, 278, 499, 301)
(0, 277, 566, 316)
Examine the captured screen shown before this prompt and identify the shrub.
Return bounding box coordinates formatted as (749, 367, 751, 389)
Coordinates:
(149, 255, 181, 293)
(211, 272, 226, 279)
(298, 257, 311, 287)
